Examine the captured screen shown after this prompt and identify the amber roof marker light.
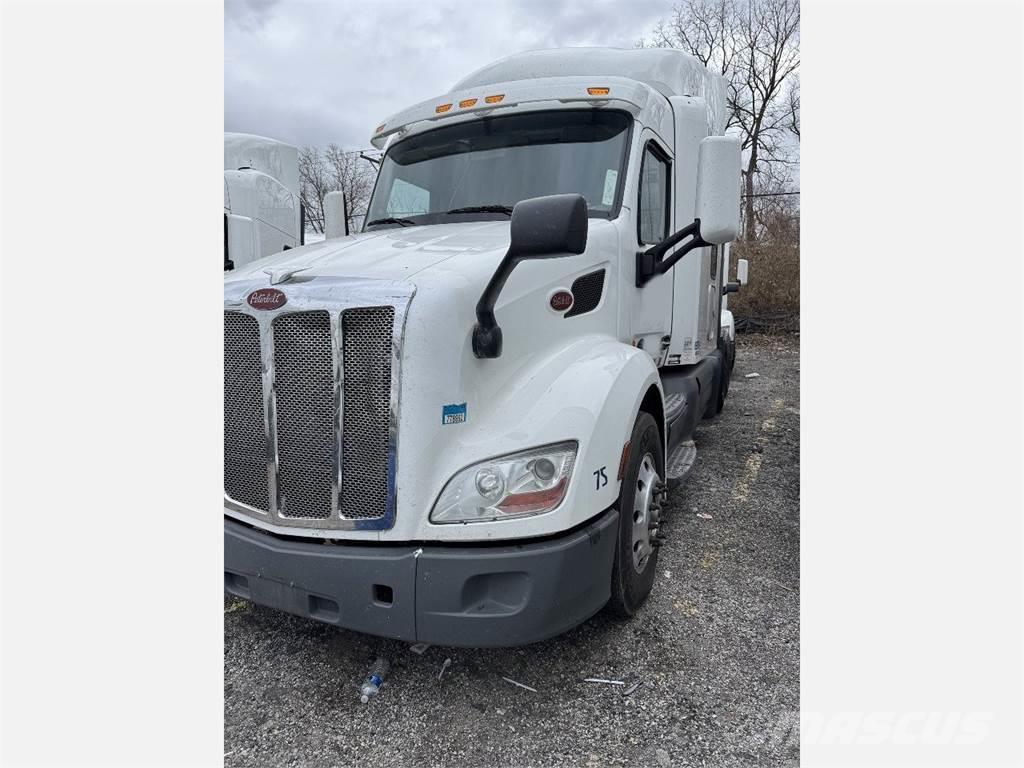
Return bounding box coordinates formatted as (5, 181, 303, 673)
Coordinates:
(587, 87, 610, 96)
(459, 98, 478, 108)
(484, 94, 505, 104)
(435, 103, 452, 114)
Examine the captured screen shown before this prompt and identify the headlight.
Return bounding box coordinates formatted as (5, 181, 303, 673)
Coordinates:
(429, 441, 577, 524)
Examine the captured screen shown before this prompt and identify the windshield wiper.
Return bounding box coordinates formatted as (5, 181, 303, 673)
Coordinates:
(365, 217, 416, 228)
(445, 205, 513, 216)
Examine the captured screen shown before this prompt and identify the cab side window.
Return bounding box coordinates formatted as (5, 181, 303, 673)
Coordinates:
(638, 143, 670, 245)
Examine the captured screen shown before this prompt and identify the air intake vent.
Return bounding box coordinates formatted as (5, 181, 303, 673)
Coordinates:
(565, 269, 605, 318)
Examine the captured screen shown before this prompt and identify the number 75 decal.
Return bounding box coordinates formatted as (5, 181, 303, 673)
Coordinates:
(593, 466, 608, 490)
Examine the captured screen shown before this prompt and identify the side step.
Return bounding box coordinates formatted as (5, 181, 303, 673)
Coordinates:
(661, 351, 722, 452)
(664, 392, 686, 424)
(666, 439, 697, 487)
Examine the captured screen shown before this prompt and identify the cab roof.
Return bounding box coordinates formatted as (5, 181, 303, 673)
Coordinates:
(452, 47, 728, 134)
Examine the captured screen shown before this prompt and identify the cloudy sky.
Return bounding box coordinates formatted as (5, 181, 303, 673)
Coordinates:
(225, 0, 672, 150)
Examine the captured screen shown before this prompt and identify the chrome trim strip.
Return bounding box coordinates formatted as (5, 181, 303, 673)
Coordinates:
(384, 299, 411, 529)
(260, 313, 280, 515)
(223, 276, 416, 533)
(330, 310, 343, 520)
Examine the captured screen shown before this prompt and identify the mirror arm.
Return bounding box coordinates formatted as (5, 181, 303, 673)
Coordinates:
(722, 281, 741, 295)
(635, 219, 709, 288)
(472, 249, 521, 359)
(224, 214, 234, 271)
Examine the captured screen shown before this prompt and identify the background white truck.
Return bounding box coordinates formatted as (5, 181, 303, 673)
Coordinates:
(224, 132, 305, 271)
(224, 47, 748, 646)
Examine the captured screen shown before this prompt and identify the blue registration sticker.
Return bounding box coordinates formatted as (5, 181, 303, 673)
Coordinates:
(442, 402, 467, 425)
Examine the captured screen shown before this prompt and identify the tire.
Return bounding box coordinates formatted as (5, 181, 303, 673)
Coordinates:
(704, 367, 722, 419)
(715, 340, 734, 414)
(608, 411, 666, 618)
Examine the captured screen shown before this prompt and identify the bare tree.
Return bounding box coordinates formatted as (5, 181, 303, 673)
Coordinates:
(298, 146, 330, 234)
(786, 73, 800, 140)
(298, 145, 379, 235)
(643, 0, 800, 241)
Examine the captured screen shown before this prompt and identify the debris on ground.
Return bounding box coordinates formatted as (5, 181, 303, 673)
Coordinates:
(359, 658, 391, 704)
(438, 658, 451, 681)
(583, 678, 625, 686)
(409, 642, 431, 655)
(501, 676, 537, 693)
(623, 681, 644, 696)
(744, 372, 760, 378)
(696, 512, 713, 520)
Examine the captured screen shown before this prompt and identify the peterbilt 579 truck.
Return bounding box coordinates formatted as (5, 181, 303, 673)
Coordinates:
(224, 48, 748, 646)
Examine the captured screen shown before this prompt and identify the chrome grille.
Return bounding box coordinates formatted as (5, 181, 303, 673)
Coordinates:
(223, 277, 410, 533)
(272, 311, 334, 519)
(224, 312, 268, 511)
(341, 307, 395, 520)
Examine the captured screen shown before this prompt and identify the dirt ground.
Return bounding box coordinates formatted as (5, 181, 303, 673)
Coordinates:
(224, 333, 800, 767)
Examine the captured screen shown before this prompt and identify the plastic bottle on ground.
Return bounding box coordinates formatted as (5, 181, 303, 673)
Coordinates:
(360, 658, 391, 703)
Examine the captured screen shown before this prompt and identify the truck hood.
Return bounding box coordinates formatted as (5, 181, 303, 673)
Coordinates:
(226, 221, 516, 284)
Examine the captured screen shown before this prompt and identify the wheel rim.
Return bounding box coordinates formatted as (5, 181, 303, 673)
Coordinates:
(631, 452, 661, 574)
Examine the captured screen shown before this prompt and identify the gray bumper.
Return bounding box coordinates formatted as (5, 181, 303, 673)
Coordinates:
(224, 507, 619, 647)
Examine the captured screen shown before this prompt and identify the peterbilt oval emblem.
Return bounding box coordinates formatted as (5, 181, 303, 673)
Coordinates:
(550, 290, 574, 312)
(247, 288, 287, 310)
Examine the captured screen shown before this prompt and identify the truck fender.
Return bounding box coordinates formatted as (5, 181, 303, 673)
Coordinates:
(464, 335, 664, 530)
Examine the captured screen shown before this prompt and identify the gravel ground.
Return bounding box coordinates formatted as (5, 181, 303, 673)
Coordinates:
(224, 334, 800, 767)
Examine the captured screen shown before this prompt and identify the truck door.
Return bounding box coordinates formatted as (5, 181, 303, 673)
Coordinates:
(629, 133, 674, 362)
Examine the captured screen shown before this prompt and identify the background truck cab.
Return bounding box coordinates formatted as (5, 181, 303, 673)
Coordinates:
(224, 47, 748, 646)
(224, 132, 303, 271)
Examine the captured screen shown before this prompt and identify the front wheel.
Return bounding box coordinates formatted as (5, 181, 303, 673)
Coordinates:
(608, 411, 666, 618)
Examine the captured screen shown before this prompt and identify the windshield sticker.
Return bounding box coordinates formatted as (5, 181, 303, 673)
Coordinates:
(602, 170, 618, 206)
(442, 402, 467, 425)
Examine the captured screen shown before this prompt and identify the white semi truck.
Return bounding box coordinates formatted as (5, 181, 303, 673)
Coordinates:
(224, 132, 304, 271)
(224, 48, 748, 646)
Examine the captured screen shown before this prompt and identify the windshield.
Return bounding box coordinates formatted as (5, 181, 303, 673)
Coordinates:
(364, 109, 632, 230)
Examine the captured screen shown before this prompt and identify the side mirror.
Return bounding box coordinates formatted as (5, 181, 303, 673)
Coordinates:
(737, 258, 749, 286)
(224, 213, 233, 271)
(508, 193, 588, 257)
(224, 213, 257, 271)
(324, 190, 350, 239)
(636, 137, 741, 288)
(722, 257, 750, 296)
(695, 136, 741, 245)
(472, 193, 588, 359)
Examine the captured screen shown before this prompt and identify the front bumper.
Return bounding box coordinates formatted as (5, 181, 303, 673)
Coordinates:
(224, 507, 619, 647)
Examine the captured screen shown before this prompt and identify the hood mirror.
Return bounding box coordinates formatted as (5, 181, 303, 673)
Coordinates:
(507, 193, 588, 258)
(472, 194, 588, 359)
